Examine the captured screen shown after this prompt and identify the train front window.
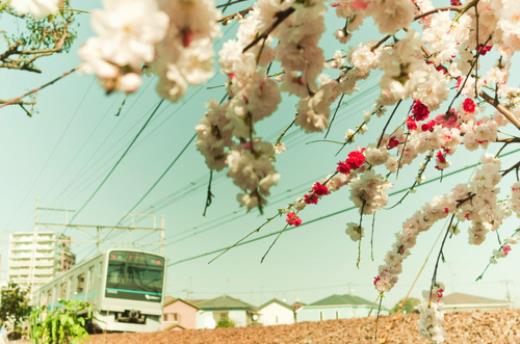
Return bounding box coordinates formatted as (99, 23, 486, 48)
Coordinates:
(105, 251, 164, 301)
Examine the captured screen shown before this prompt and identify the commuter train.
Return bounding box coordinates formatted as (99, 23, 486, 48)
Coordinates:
(32, 249, 166, 332)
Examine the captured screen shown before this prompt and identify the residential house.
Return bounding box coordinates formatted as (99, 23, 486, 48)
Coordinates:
(196, 295, 258, 329)
(161, 296, 199, 330)
(258, 299, 295, 326)
(296, 294, 384, 321)
(440, 292, 512, 312)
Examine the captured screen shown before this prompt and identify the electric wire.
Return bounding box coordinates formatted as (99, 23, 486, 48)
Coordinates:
(7, 80, 95, 227)
(67, 99, 165, 225)
(166, 147, 520, 267)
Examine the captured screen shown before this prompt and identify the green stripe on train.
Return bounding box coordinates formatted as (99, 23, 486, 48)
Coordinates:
(106, 288, 162, 296)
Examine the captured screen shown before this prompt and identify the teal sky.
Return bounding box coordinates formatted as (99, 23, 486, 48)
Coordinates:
(1, 0, 519, 309)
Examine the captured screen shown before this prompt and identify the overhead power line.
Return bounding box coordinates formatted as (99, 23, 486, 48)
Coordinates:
(8, 80, 94, 227)
(68, 99, 165, 224)
(167, 147, 520, 267)
(52, 78, 156, 204)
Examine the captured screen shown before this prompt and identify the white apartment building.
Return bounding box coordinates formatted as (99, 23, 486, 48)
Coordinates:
(8, 231, 75, 291)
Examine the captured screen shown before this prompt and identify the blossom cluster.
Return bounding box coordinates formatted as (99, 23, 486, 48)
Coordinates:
(79, 0, 170, 93)
(490, 231, 519, 264)
(374, 156, 503, 293)
(418, 301, 445, 344)
(79, 0, 220, 95)
(512, 182, 520, 217)
(9, 0, 60, 18)
(349, 170, 391, 214)
(153, 0, 221, 101)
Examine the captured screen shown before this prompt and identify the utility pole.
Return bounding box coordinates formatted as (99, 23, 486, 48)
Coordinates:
(35, 206, 165, 255)
(160, 216, 166, 255)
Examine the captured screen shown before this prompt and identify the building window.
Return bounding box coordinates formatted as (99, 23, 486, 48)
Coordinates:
(163, 313, 180, 322)
(214, 311, 229, 322)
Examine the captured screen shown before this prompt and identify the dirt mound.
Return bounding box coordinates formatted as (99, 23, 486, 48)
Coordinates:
(85, 309, 520, 344)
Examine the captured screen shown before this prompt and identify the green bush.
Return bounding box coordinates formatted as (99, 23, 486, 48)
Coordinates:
(0, 282, 31, 340)
(29, 300, 92, 344)
(216, 318, 236, 328)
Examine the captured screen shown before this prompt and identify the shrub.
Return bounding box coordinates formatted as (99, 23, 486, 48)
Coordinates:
(29, 300, 92, 344)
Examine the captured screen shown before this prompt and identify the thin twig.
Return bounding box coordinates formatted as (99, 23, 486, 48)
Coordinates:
(377, 100, 402, 147)
(261, 224, 289, 263)
(208, 213, 281, 264)
(0, 67, 77, 109)
(325, 93, 345, 139)
(242, 7, 295, 53)
(202, 170, 214, 217)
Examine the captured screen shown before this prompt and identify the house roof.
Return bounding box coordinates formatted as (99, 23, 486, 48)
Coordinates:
(292, 302, 306, 311)
(259, 298, 293, 311)
(162, 296, 200, 309)
(441, 293, 510, 305)
(198, 295, 255, 311)
(163, 295, 176, 306)
(308, 294, 380, 308)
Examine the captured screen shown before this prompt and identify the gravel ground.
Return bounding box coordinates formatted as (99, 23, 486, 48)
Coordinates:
(85, 309, 520, 344)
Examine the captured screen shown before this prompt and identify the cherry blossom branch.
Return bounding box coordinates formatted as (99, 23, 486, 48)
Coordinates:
(324, 93, 345, 139)
(216, 0, 250, 10)
(0, 20, 71, 73)
(260, 223, 289, 263)
(208, 212, 281, 264)
(376, 100, 402, 148)
(218, 7, 253, 24)
(502, 160, 520, 178)
(242, 7, 295, 53)
(387, 151, 434, 209)
(428, 214, 456, 306)
(275, 117, 296, 145)
(356, 201, 366, 268)
(480, 92, 520, 131)
(202, 170, 214, 217)
(371, 6, 461, 51)
(0, 67, 77, 110)
(476, 228, 520, 281)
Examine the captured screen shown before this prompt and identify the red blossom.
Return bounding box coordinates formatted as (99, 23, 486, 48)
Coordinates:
(503, 245, 512, 256)
(463, 98, 476, 113)
(373, 275, 381, 286)
(312, 182, 330, 196)
(436, 288, 444, 300)
(336, 161, 351, 174)
(436, 151, 447, 164)
(412, 100, 430, 121)
(346, 150, 366, 169)
(436, 65, 448, 75)
(387, 137, 400, 149)
(351, 0, 369, 10)
(435, 109, 459, 129)
(450, 0, 461, 5)
(304, 193, 319, 205)
(406, 116, 417, 131)
(421, 120, 436, 132)
(286, 212, 302, 226)
(477, 44, 492, 56)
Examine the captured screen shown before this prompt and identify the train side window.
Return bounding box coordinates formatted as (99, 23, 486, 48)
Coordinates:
(87, 266, 94, 292)
(76, 273, 86, 294)
(59, 282, 66, 300)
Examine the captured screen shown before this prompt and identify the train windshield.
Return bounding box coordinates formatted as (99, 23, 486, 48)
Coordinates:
(105, 251, 165, 302)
